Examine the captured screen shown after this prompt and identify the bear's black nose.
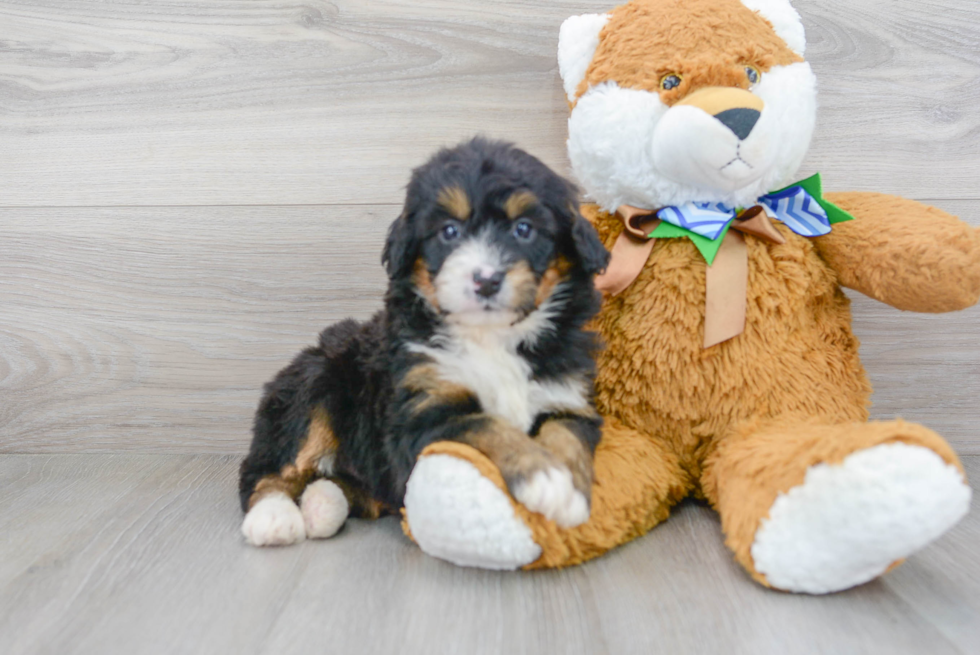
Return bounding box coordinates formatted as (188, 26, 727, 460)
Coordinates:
(714, 108, 761, 140)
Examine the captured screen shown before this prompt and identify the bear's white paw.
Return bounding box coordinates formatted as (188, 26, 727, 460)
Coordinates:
(404, 454, 542, 570)
(752, 443, 971, 594)
(512, 466, 590, 528)
(300, 479, 349, 539)
(242, 492, 306, 547)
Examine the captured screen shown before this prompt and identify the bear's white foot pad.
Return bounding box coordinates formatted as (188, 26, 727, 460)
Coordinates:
(752, 443, 971, 594)
(301, 479, 349, 539)
(513, 466, 589, 528)
(242, 492, 306, 547)
(404, 454, 542, 570)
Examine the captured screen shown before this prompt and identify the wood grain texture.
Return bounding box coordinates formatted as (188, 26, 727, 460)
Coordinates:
(3, 201, 977, 454)
(856, 199, 980, 454)
(1, 0, 979, 206)
(795, 0, 980, 197)
(0, 0, 588, 207)
(0, 453, 976, 655)
(2, 2, 978, 652)
(0, 205, 390, 453)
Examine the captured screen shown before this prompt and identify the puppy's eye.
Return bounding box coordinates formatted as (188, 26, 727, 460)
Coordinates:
(660, 74, 682, 91)
(439, 221, 461, 243)
(745, 65, 761, 85)
(513, 220, 535, 241)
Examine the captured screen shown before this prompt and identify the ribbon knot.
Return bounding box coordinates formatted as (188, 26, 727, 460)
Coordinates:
(658, 185, 831, 244)
(594, 174, 853, 348)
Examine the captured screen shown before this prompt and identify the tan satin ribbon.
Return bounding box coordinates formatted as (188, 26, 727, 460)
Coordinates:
(703, 230, 747, 348)
(703, 205, 786, 348)
(593, 204, 787, 348)
(594, 205, 661, 297)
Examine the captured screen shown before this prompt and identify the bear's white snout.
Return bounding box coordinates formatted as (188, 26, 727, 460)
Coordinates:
(652, 90, 775, 194)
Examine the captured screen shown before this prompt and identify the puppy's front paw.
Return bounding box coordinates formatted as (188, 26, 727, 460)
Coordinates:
(300, 479, 349, 539)
(511, 465, 590, 528)
(242, 492, 306, 546)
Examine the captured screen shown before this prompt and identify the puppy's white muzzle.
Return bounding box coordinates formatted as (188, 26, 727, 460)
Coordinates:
(434, 233, 519, 326)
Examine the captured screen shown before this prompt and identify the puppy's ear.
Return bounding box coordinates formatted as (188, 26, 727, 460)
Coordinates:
(570, 209, 610, 275)
(381, 213, 417, 279)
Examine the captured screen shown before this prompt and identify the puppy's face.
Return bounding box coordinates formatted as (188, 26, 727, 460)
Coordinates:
(384, 139, 608, 327)
(421, 186, 556, 324)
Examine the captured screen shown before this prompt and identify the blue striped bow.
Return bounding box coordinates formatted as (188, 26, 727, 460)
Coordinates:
(599, 174, 854, 347)
(656, 185, 832, 242)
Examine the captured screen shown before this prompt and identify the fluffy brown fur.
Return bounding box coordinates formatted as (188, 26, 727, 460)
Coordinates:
(575, 0, 801, 104)
(411, 195, 980, 574)
(702, 417, 965, 585)
(818, 193, 980, 312)
(404, 0, 980, 584)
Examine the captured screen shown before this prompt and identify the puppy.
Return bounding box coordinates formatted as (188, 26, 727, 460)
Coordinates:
(238, 138, 610, 546)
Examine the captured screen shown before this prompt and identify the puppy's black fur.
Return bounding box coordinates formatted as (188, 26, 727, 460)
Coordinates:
(239, 138, 609, 526)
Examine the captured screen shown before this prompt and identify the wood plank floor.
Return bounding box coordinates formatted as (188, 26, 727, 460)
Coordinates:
(2, 0, 979, 206)
(2, 0, 980, 652)
(3, 203, 978, 455)
(3, 0, 979, 454)
(0, 454, 976, 655)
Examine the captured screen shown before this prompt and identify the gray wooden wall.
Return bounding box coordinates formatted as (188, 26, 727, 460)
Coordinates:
(2, 0, 978, 455)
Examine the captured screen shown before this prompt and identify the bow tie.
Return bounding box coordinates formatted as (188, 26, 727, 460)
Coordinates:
(657, 184, 832, 262)
(594, 174, 853, 347)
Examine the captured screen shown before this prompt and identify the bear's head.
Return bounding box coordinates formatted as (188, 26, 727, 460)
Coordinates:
(559, 0, 816, 211)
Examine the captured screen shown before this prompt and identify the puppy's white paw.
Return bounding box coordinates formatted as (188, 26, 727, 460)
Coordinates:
(242, 492, 306, 547)
(513, 466, 590, 528)
(300, 479, 349, 539)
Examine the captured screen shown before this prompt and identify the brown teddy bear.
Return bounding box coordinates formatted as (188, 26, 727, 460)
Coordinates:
(399, 0, 980, 594)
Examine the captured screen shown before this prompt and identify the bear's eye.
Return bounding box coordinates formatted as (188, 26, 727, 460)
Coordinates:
(660, 74, 682, 91)
(439, 221, 461, 243)
(745, 65, 761, 85)
(513, 220, 535, 241)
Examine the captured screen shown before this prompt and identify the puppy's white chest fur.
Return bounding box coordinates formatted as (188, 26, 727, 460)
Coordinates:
(409, 323, 589, 432)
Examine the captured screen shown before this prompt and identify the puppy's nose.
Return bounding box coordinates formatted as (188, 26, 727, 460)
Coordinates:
(713, 107, 760, 140)
(473, 270, 505, 298)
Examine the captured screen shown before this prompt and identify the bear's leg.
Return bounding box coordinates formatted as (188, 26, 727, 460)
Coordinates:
(403, 416, 691, 569)
(701, 419, 972, 594)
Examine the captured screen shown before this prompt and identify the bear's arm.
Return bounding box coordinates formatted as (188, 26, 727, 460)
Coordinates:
(814, 192, 980, 313)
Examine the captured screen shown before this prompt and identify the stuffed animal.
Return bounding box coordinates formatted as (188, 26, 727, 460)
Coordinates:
(400, 0, 980, 593)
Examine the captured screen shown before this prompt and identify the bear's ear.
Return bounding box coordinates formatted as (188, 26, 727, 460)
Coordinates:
(739, 0, 806, 56)
(558, 13, 610, 103)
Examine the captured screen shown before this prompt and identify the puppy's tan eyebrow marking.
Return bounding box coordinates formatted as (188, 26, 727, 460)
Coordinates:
(437, 186, 471, 221)
(504, 191, 538, 220)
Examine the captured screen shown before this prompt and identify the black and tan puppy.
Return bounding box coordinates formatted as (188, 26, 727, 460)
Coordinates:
(239, 138, 609, 546)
